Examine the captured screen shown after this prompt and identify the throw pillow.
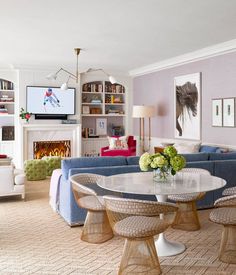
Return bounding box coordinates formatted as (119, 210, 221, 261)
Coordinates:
(108, 136, 128, 150)
(174, 142, 201, 154)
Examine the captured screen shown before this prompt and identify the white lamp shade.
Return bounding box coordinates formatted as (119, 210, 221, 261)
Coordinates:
(109, 75, 117, 84)
(60, 82, 68, 91)
(132, 105, 156, 118)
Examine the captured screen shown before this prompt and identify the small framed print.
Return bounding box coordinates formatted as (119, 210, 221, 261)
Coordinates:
(212, 99, 222, 127)
(96, 118, 107, 136)
(223, 98, 235, 127)
(82, 106, 90, 114)
(89, 128, 95, 136)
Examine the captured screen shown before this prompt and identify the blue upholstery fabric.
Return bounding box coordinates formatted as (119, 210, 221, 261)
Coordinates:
(200, 145, 219, 153)
(126, 156, 140, 165)
(209, 152, 236, 161)
(62, 156, 127, 179)
(181, 153, 209, 162)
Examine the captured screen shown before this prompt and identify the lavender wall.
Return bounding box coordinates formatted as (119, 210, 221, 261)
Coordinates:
(133, 51, 236, 145)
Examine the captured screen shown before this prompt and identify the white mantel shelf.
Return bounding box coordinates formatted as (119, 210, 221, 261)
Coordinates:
(21, 123, 82, 164)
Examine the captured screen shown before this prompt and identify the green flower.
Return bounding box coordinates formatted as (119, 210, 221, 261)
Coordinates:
(139, 152, 151, 171)
(150, 155, 168, 169)
(164, 146, 177, 158)
(170, 155, 186, 172)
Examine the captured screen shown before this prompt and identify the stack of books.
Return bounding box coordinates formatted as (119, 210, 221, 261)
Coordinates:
(0, 95, 13, 102)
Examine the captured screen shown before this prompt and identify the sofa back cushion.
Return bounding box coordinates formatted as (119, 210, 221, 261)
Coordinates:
(199, 145, 219, 153)
(209, 152, 236, 161)
(181, 153, 209, 162)
(62, 156, 127, 179)
(69, 165, 141, 178)
(127, 156, 140, 165)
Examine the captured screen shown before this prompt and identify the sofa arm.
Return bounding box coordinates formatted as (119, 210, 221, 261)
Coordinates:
(101, 146, 109, 153)
(15, 174, 25, 185)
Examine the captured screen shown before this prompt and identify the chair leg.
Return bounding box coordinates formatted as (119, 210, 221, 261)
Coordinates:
(81, 210, 113, 244)
(219, 225, 236, 264)
(118, 237, 161, 275)
(171, 201, 201, 231)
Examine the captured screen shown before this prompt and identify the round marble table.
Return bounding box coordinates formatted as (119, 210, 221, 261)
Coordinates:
(97, 171, 226, 257)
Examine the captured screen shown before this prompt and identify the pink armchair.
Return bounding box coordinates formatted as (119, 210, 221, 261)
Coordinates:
(100, 136, 136, 157)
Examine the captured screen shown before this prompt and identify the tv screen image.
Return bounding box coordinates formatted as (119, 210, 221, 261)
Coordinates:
(27, 86, 75, 115)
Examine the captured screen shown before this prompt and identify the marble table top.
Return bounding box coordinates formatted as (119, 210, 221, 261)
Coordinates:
(97, 172, 226, 196)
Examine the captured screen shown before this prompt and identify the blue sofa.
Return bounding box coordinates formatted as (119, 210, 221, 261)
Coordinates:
(59, 153, 236, 226)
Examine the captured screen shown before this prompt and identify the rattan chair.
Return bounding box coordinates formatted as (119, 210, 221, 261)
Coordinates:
(70, 173, 114, 244)
(169, 168, 210, 231)
(104, 196, 178, 275)
(222, 186, 236, 196)
(209, 194, 236, 264)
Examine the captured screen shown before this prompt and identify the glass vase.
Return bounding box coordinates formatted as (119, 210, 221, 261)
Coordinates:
(153, 167, 172, 182)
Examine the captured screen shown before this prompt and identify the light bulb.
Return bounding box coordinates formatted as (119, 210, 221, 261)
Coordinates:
(109, 75, 117, 84)
(60, 82, 68, 91)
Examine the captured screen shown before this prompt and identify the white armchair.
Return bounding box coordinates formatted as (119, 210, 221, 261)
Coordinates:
(0, 166, 25, 199)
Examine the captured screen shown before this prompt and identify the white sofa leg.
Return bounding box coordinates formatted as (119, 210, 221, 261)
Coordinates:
(22, 193, 25, 200)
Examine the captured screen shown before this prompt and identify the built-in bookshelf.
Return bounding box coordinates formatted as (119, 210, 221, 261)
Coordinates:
(0, 79, 15, 157)
(81, 81, 126, 156)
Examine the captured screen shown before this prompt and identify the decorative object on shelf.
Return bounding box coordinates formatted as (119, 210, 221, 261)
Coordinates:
(223, 98, 235, 127)
(2, 126, 14, 141)
(0, 79, 14, 90)
(46, 48, 117, 90)
(174, 72, 201, 140)
(132, 105, 156, 153)
(139, 146, 186, 182)
(82, 106, 90, 114)
(96, 118, 107, 136)
(19, 108, 32, 122)
(212, 98, 223, 127)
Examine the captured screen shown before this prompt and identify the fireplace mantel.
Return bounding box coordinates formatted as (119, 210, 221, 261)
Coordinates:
(21, 124, 81, 164)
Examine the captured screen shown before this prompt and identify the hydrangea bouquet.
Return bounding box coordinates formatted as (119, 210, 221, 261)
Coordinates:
(139, 146, 186, 181)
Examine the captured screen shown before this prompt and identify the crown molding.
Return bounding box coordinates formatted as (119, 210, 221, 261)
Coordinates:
(129, 39, 236, 77)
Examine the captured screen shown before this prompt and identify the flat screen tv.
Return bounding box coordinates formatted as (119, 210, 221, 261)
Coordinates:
(26, 86, 76, 119)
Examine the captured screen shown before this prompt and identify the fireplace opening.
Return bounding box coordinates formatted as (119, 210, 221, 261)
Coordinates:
(33, 140, 71, 159)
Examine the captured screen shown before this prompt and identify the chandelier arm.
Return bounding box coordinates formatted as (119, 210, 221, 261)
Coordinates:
(57, 68, 77, 79)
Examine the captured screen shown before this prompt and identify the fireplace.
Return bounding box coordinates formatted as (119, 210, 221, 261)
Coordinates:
(33, 140, 71, 159)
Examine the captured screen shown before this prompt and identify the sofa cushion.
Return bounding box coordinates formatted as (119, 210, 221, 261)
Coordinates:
(69, 165, 141, 178)
(199, 145, 219, 153)
(209, 153, 236, 161)
(108, 136, 128, 149)
(181, 153, 209, 162)
(127, 156, 140, 165)
(174, 142, 201, 154)
(62, 156, 127, 179)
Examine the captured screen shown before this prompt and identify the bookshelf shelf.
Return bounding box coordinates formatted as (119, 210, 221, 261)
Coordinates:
(81, 80, 126, 156)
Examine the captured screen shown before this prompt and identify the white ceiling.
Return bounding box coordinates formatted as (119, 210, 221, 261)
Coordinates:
(1, 0, 236, 74)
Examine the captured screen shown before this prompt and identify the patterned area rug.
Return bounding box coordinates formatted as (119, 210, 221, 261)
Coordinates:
(0, 179, 235, 274)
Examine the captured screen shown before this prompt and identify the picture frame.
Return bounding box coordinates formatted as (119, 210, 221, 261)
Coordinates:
(212, 99, 223, 127)
(82, 106, 90, 114)
(223, 98, 235, 127)
(89, 128, 95, 136)
(96, 118, 107, 136)
(174, 72, 201, 140)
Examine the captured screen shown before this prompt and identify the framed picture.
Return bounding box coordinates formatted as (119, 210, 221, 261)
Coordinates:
(212, 99, 223, 127)
(82, 106, 90, 114)
(223, 98, 235, 127)
(89, 128, 95, 136)
(174, 73, 201, 140)
(96, 118, 107, 136)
